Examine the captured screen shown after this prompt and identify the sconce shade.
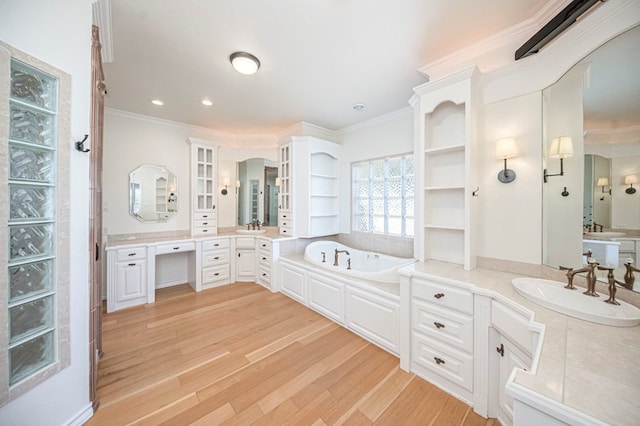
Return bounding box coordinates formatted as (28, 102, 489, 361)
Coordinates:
(236, 179, 241, 188)
(496, 138, 517, 159)
(597, 177, 609, 187)
(230, 52, 260, 75)
(548, 136, 573, 159)
(222, 177, 231, 187)
(275, 177, 281, 187)
(626, 174, 638, 194)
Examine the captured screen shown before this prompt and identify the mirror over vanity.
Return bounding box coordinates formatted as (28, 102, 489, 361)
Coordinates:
(236, 158, 278, 227)
(129, 164, 178, 223)
(542, 25, 640, 291)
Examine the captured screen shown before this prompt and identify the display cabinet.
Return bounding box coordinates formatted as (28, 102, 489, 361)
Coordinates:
(278, 141, 293, 235)
(188, 138, 218, 236)
(1, 42, 71, 403)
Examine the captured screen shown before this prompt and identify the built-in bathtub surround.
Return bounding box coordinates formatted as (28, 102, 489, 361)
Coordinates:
(337, 232, 413, 259)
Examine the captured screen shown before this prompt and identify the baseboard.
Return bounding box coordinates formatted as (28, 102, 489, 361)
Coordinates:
(64, 403, 93, 426)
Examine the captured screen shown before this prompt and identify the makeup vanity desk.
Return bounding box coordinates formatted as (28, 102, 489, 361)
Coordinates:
(105, 229, 286, 313)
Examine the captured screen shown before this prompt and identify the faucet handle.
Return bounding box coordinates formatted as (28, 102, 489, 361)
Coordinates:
(559, 265, 573, 271)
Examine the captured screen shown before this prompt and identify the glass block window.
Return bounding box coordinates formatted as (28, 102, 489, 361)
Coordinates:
(352, 154, 414, 237)
(7, 58, 58, 386)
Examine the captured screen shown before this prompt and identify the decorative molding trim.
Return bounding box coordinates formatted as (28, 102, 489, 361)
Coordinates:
(276, 121, 337, 143)
(92, 0, 113, 63)
(64, 403, 95, 426)
(418, 0, 575, 81)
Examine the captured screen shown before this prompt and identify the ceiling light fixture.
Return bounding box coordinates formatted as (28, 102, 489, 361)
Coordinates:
(201, 99, 213, 106)
(230, 51, 260, 75)
(353, 103, 365, 111)
(151, 99, 164, 106)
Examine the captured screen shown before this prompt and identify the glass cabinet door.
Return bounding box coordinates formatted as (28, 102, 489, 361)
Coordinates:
(7, 58, 58, 385)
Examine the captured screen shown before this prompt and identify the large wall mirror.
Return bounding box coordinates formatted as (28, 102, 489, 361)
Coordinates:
(543, 25, 640, 291)
(236, 158, 278, 226)
(129, 164, 178, 223)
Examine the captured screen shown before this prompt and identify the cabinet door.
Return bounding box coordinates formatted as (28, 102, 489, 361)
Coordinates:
(236, 249, 256, 282)
(308, 273, 344, 323)
(115, 260, 147, 309)
(345, 286, 399, 355)
(280, 262, 306, 303)
(495, 334, 532, 426)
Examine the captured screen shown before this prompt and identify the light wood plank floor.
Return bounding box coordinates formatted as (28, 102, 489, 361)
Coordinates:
(87, 283, 497, 425)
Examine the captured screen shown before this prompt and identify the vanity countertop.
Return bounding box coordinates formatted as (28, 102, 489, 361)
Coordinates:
(407, 260, 640, 426)
(105, 227, 291, 250)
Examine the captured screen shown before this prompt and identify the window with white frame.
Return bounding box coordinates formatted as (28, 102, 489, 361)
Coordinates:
(352, 154, 414, 237)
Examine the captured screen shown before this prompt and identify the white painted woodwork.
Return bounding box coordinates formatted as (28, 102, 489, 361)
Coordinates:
(256, 237, 275, 290)
(236, 248, 256, 282)
(188, 138, 218, 236)
(308, 273, 344, 323)
(280, 261, 307, 303)
(107, 246, 147, 312)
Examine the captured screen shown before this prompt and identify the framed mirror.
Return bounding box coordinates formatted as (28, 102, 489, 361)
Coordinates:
(129, 164, 178, 223)
(236, 158, 278, 226)
(542, 25, 640, 291)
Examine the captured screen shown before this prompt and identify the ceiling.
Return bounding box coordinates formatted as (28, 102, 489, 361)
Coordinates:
(103, 0, 560, 135)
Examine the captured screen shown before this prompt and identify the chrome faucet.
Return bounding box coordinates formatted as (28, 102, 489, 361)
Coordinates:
(334, 248, 350, 266)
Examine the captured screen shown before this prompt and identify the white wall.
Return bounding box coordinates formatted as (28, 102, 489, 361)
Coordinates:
(337, 109, 415, 234)
(0, 0, 92, 424)
(612, 154, 640, 229)
(478, 92, 543, 264)
(104, 110, 278, 234)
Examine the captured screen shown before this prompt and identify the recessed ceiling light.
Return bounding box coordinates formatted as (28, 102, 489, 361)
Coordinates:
(230, 51, 261, 75)
(151, 99, 164, 106)
(201, 99, 213, 106)
(353, 103, 365, 111)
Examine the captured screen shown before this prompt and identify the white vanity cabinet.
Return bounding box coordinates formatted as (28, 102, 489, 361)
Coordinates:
(188, 138, 218, 236)
(106, 245, 148, 313)
(278, 142, 293, 236)
(256, 237, 274, 289)
(235, 236, 256, 282)
(200, 237, 231, 289)
(409, 276, 475, 403)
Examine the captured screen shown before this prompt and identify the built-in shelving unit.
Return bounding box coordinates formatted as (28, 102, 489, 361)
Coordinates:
(308, 151, 339, 236)
(188, 138, 218, 236)
(412, 67, 479, 270)
(155, 176, 167, 214)
(278, 142, 293, 235)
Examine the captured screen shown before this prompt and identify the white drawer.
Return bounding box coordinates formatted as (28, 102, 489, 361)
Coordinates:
(412, 278, 474, 315)
(202, 264, 230, 284)
(279, 219, 292, 228)
(202, 249, 230, 267)
(115, 246, 146, 261)
(257, 266, 271, 283)
(280, 226, 293, 236)
(155, 241, 195, 255)
(412, 300, 473, 353)
(278, 211, 293, 221)
(236, 236, 255, 248)
(258, 251, 271, 264)
(412, 334, 473, 392)
(491, 300, 535, 355)
(257, 239, 272, 253)
(193, 226, 216, 236)
(618, 240, 635, 251)
(202, 238, 230, 251)
(193, 218, 216, 228)
(193, 212, 215, 220)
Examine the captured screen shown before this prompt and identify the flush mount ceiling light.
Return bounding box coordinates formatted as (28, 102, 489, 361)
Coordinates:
(230, 51, 260, 75)
(201, 99, 213, 106)
(151, 99, 164, 106)
(353, 103, 365, 111)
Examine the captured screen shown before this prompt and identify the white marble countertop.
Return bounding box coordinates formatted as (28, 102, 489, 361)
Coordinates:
(407, 260, 640, 426)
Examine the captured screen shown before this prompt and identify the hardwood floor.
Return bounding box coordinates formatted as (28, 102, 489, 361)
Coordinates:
(87, 283, 497, 425)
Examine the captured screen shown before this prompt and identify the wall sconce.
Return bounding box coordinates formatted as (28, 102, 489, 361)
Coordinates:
(496, 137, 517, 183)
(543, 136, 573, 183)
(221, 177, 231, 195)
(235, 179, 241, 194)
(625, 174, 638, 194)
(597, 177, 611, 195)
(275, 177, 281, 187)
(167, 192, 177, 202)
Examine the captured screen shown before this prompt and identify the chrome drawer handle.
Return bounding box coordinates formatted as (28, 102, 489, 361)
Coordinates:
(434, 322, 445, 329)
(434, 293, 445, 299)
(434, 357, 445, 365)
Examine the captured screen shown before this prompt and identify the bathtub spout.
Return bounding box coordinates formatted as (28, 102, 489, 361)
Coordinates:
(334, 248, 350, 266)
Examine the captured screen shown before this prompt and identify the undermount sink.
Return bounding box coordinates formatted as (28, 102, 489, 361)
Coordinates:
(584, 231, 626, 238)
(236, 229, 267, 234)
(512, 277, 640, 327)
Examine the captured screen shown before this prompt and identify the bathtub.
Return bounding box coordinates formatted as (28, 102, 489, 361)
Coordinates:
(303, 241, 415, 283)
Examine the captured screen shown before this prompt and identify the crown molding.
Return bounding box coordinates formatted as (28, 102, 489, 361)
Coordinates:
(92, 0, 113, 63)
(336, 106, 413, 136)
(417, 0, 576, 82)
(585, 123, 640, 145)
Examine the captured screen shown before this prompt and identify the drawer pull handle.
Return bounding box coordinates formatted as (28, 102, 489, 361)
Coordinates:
(434, 357, 445, 365)
(262, 244, 267, 247)
(214, 243, 219, 247)
(214, 257, 220, 260)
(128, 263, 136, 267)
(202, 222, 208, 225)
(496, 343, 504, 357)
(128, 253, 136, 256)
(434, 293, 445, 299)
(203, 229, 209, 233)
(202, 215, 208, 218)
(434, 322, 445, 329)
(173, 247, 180, 250)
(214, 273, 220, 276)
(262, 273, 267, 276)
(262, 257, 267, 260)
